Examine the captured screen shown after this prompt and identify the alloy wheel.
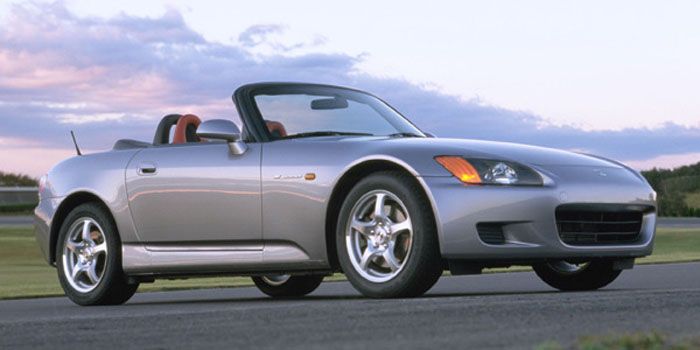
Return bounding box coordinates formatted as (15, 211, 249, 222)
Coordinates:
(62, 218, 108, 293)
(261, 275, 291, 286)
(345, 190, 413, 283)
(547, 260, 590, 275)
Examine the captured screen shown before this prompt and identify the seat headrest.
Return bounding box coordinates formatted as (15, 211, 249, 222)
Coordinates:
(173, 114, 202, 144)
(266, 120, 287, 139)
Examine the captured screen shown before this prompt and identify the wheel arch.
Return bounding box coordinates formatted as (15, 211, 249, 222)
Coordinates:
(324, 157, 441, 270)
(49, 191, 114, 263)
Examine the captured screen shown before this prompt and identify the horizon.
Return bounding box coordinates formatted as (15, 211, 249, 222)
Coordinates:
(0, 1, 699, 177)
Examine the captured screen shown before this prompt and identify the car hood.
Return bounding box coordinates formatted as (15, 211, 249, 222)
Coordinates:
(408, 138, 620, 167)
(282, 135, 642, 181)
(326, 136, 622, 168)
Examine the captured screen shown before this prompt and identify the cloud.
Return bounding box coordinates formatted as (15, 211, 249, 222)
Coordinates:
(238, 24, 285, 47)
(349, 77, 700, 162)
(0, 2, 698, 177)
(238, 24, 327, 53)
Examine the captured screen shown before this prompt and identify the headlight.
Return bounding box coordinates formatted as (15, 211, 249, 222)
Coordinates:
(435, 156, 543, 186)
(38, 174, 47, 199)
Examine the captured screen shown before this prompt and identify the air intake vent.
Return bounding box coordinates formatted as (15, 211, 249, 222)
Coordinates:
(556, 204, 651, 246)
(477, 223, 506, 245)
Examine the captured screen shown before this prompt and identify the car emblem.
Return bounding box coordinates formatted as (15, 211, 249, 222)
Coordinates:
(593, 169, 607, 177)
(273, 173, 316, 181)
(273, 174, 302, 180)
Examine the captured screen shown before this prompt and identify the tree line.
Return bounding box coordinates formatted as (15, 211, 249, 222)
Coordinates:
(641, 162, 700, 217)
(0, 171, 38, 187)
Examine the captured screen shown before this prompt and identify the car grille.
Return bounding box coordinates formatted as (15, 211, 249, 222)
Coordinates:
(556, 204, 651, 245)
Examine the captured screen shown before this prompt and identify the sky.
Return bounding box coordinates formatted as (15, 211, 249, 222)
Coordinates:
(0, 0, 699, 177)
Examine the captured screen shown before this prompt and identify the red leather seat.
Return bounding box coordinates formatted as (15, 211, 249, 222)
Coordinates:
(173, 114, 202, 144)
(266, 120, 287, 138)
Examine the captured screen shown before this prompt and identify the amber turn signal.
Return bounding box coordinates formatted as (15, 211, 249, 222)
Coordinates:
(435, 156, 482, 184)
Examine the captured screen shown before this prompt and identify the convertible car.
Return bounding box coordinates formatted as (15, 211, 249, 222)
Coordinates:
(34, 82, 657, 305)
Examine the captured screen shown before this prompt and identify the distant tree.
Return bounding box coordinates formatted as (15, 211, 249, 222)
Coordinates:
(0, 171, 38, 187)
(657, 191, 689, 217)
(642, 162, 700, 217)
(688, 207, 700, 218)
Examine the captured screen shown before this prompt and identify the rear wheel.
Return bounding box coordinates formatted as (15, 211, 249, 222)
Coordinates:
(336, 171, 442, 298)
(533, 260, 622, 291)
(56, 203, 139, 306)
(252, 275, 324, 298)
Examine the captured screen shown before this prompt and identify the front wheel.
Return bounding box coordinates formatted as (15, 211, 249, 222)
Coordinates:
(336, 171, 442, 298)
(533, 260, 622, 291)
(252, 275, 324, 298)
(56, 203, 139, 306)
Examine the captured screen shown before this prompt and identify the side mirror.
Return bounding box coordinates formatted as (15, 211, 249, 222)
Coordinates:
(196, 119, 247, 155)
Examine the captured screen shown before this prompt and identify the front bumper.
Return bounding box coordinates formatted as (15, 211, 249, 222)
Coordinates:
(34, 197, 62, 265)
(422, 170, 657, 261)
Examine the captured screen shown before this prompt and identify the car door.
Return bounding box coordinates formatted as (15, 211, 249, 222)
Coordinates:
(260, 139, 344, 263)
(125, 142, 262, 245)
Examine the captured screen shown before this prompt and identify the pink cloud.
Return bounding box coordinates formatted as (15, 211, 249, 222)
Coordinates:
(625, 152, 700, 171)
(0, 137, 76, 178)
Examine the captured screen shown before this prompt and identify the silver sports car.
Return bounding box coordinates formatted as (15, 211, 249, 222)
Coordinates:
(34, 82, 657, 305)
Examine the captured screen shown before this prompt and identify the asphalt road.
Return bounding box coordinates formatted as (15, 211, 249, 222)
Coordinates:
(0, 215, 33, 227)
(1, 262, 699, 349)
(657, 217, 700, 228)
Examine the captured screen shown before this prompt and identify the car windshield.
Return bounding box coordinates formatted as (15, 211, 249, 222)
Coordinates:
(252, 86, 424, 140)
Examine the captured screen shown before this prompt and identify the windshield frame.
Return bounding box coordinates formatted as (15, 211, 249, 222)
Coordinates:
(233, 82, 426, 142)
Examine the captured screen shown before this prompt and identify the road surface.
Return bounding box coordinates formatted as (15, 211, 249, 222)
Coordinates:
(1, 263, 699, 349)
(0, 215, 33, 227)
(657, 217, 700, 229)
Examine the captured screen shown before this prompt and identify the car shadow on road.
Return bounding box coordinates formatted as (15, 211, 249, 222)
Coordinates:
(123, 288, 623, 307)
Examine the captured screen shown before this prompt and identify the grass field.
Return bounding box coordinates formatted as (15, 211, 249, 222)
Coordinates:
(1, 226, 699, 300)
(537, 331, 700, 350)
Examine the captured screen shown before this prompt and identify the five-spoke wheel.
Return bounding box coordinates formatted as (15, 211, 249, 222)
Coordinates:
(62, 218, 108, 293)
(346, 190, 413, 283)
(337, 171, 442, 298)
(56, 203, 138, 305)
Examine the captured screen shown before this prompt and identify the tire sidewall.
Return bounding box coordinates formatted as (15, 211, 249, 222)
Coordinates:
(336, 172, 440, 297)
(533, 260, 621, 291)
(252, 275, 324, 298)
(56, 203, 125, 305)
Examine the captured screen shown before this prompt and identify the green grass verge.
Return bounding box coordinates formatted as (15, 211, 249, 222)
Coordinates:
(1, 227, 699, 300)
(537, 331, 700, 350)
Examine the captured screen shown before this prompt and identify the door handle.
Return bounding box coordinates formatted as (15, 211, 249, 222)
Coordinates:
(137, 162, 157, 176)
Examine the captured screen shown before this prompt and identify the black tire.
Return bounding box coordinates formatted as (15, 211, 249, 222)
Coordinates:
(336, 171, 442, 298)
(533, 260, 622, 291)
(252, 275, 324, 298)
(56, 203, 139, 306)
